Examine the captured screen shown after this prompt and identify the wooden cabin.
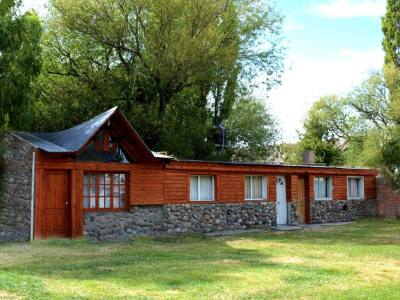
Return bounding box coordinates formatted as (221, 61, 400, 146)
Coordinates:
(0, 107, 378, 241)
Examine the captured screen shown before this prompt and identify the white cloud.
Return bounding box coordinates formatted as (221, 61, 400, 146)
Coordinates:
(310, 0, 386, 18)
(261, 48, 384, 142)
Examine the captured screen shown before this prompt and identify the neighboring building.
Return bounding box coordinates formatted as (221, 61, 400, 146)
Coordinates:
(0, 107, 378, 242)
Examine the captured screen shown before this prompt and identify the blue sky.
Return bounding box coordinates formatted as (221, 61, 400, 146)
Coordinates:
(23, 0, 386, 142)
(265, 0, 385, 142)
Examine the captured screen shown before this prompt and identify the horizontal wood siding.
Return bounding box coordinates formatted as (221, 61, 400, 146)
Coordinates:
(219, 173, 244, 203)
(309, 175, 315, 200)
(365, 175, 377, 200)
(164, 171, 188, 204)
(268, 176, 276, 202)
(131, 166, 164, 205)
(333, 175, 347, 200)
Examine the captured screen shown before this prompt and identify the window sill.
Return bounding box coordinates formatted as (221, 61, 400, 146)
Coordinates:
(347, 197, 365, 200)
(83, 209, 128, 212)
(190, 200, 215, 203)
(245, 199, 268, 202)
(314, 198, 333, 201)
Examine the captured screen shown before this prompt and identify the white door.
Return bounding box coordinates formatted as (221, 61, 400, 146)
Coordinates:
(276, 176, 287, 225)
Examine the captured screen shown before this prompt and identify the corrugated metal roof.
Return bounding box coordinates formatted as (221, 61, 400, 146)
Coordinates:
(15, 107, 120, 153)
(14, 132, 68, 152)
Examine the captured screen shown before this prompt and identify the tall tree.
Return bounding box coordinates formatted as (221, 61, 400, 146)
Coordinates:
(293, 72, 392, 166)
(0, 0, 42, 129)
(224, 96, 279, 161)
(382, 0, 400, 67)
(33, 0, 284, 156)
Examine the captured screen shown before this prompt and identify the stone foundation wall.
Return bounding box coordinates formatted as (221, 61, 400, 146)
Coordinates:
(310, 199, 375, 224)
(84, 202, 276, 241)
(0, 133, 35, 242)
(287, 202, 298, 225)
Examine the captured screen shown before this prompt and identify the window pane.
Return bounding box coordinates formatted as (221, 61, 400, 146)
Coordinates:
(200, 176, 213, 200)
(90, 196, 96, 208)
(190, 176, 199, 200)
(99, 174, 105, 184)
(99, 185, 105, 196)
(314, 178, 319, 198)
(114, 198, 119, 208)
(349, 178, 359, 197)
(84, 185, 89, 196)
(99, 197, 105, 208)
(113, 185, 119, 196)
(245, 177, 252, 199)
(314, 177, 332, 199)
(252, 176, 262, 199)
(84, 172, 127, 210)
(84, 197, 89, 209)
(120, 174, 125, 183)
(105, 173, 111, 184)
(105, 186, 111, 197)
(90, 185, 96, 196)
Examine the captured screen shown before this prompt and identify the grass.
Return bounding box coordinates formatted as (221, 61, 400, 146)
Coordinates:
(1, 219, 400, 299)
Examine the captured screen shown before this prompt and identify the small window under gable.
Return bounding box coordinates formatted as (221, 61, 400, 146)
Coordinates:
(76, 128, 132, 163)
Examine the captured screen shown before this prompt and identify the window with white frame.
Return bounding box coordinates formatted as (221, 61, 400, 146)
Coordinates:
(314, 176, 333, 200)
(245, 176, 267, 200)
(348, 176, 364, 199)
(190, 175, 215, 201)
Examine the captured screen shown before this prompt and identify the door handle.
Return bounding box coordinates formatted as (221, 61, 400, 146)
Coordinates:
(65, 202, 69, 205)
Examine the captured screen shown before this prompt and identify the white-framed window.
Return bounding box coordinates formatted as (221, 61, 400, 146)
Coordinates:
(245, 175, 267, 200)
(314, 176, 333, 200)
(190, 175, 215, 201)
(347, 176, 364, 199)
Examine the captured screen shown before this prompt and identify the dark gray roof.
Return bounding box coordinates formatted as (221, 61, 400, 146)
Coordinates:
(15, 107, 119, 153)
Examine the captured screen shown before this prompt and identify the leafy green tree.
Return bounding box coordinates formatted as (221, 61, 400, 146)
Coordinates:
(224, 96, 279, 161)
(33, 0, 284, 158)
(382, 0, 400, 66)
(0, 0, 42, 129)
(292, 72, 392, 166)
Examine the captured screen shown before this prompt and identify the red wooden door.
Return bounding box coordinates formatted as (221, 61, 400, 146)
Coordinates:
(44, 170, 71, 238)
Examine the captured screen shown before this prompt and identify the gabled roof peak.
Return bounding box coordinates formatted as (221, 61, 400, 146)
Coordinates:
(14, 107, 160, 162)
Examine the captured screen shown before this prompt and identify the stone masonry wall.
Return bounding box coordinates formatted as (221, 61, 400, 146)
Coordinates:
(287, 202, 298, 225)
(84, 202, 276, 241)
(0, 133, 35, 242)
(311, 199, 375, 224)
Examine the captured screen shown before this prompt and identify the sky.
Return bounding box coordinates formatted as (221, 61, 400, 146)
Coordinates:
(22, 0, 386, 143)
(267, 0, 385, 142)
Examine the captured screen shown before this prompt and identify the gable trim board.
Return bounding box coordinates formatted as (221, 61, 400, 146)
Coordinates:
(0, 108, 380, 242)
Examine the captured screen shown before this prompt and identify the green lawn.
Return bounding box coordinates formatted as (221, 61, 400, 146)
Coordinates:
(1, 219, 400, 299)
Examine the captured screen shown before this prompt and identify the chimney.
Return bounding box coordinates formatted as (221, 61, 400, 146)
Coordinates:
(302, 150, 315, 164)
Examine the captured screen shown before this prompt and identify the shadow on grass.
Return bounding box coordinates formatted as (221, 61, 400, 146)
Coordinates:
(0, 233, 358, 299)
(1, 218, 399, 299)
